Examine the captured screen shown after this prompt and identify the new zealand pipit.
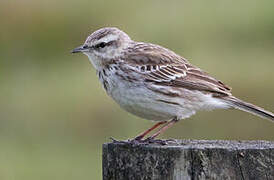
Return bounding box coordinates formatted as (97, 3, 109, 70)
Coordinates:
(72, 27, 273, 142)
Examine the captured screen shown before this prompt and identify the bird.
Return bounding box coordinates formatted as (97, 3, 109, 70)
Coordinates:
(72, 27, 273, 143)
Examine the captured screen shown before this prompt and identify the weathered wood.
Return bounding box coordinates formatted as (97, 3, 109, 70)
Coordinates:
(102, 140, 274, 180)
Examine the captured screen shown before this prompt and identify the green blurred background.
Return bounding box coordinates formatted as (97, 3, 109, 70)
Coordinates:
(0, 0, 273, 179)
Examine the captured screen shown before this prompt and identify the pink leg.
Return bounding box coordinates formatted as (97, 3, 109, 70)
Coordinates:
(145, 118, 179, 140)
(134, 121, 167, 140)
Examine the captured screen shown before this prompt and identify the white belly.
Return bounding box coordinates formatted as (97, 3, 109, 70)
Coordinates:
(111, 86, 177, 121)
(98, 68, 229, 122)
(107, 76, 196, 121)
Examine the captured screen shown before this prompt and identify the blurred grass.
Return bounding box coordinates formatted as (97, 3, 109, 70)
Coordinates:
(0, 0, 274, 179)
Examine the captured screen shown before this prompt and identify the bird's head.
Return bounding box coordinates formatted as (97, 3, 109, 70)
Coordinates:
(72, 27, 132, 69)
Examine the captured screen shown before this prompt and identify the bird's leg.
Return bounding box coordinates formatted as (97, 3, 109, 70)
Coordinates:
(133, 121, 167, 141)
(144, 118, 179, 142)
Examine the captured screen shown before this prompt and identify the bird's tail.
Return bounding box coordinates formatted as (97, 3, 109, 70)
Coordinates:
(222, 96, 274, 122)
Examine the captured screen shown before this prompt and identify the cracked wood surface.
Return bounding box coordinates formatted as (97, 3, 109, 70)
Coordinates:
(102, 140, 274, 180)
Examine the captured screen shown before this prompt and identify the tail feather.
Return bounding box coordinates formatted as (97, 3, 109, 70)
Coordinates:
(222, 96, 274, 122)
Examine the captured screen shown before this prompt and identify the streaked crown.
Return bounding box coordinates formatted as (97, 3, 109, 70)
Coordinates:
(85, 27, 131, 46)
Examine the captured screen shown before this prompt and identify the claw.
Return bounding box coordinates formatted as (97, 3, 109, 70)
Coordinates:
(109, 137, 128, 143)
(143, 138, 171, 145)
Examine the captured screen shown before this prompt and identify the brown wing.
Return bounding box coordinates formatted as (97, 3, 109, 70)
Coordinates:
(157, 64, 232, 96)
(124, 42, 231, 96)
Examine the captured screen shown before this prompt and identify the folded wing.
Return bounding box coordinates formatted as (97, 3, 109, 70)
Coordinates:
(124, 42, 231, 96)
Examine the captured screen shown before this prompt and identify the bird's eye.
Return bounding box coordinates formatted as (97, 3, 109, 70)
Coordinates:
(83, 45, 88, 49)
(95, 42, 106, 49)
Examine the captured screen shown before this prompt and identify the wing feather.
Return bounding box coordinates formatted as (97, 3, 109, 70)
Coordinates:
(124, 42, 231, 96)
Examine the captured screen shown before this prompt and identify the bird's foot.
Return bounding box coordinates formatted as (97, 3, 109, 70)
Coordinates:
(110, 137, 176, 145)
(143, 137, 177, 145)
(110, 137, 146, 144)
(109, 137, 129, 144)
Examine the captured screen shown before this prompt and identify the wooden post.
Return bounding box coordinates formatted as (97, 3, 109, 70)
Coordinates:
(102, 140, 274, 180)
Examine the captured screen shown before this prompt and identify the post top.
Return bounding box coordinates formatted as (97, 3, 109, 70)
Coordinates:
(104, 139, 274, 150)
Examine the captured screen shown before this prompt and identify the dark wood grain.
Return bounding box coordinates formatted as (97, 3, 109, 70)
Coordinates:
(102, 140, 274, 180)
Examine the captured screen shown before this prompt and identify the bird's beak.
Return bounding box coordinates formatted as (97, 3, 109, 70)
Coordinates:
(71, 45, 86, 53)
